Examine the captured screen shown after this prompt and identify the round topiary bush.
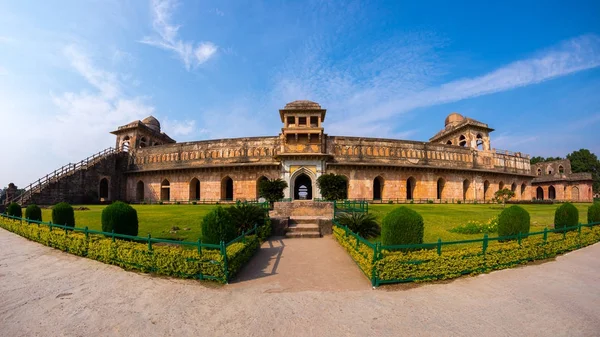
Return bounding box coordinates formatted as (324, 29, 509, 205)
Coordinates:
(101, 201, 139, 236)
(201, 206, 236, 245)
(6, 202, 22, 218)
(381, 206, 424, 246)
(554, 202, 579, 232)
(52, 202, 75, 228)
(25, 204, 42, 221)
(588, 202, 600, 224)
(497, 205, 530, 238)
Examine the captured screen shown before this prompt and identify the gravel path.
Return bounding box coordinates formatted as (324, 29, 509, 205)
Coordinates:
(1, 228, 600, 337)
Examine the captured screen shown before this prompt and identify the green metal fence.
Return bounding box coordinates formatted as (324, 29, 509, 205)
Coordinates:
(333, 219, 600, 287)
(333, 199, 369, 216)
(0, 212, 260, 283)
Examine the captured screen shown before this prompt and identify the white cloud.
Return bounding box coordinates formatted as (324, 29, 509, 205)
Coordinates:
(162, 118, 196, 136)
(140, 0, 218, 70)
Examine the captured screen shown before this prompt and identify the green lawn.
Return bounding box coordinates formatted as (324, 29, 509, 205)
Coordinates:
(26, 202, 593, 244)
(39, 205, 217, 242)
(368, 203, 592, 243)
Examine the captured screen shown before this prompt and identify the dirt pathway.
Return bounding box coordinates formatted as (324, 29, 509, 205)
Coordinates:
(1, 228, 600, 336)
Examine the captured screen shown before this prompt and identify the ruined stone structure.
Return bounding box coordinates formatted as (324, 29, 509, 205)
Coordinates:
(7, 100, 594, 205)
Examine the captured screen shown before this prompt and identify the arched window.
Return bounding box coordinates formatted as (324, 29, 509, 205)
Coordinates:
(548, 185, 556, 200)
(537, 168, 542, 176)
(511, 183, 517, 193)
(189, 178, 200, 201)
(221, 176, 234, 201)
(161, 179, 170, 201)
(136, 181, 144, 202)
(406, 177, 416, 200)
(463, 179, 470, 201)
(499, 181, 504, 190)
(521, 183, 526, 199)
(476, 134, 484, 150)
(459, 135, 467, 147)
(294, 174, 312, 200)
(558, 165, 564, 174)
(437, 178, 444, 199)
(139, 137, 148, 148)
(572, 186, 580, 201)
(121, 136, 130, 152)
(256, 176, 268, 199)
(99, 178, 109, 200)
(373, 176, 384, 200)
(446, 140, 453, 145)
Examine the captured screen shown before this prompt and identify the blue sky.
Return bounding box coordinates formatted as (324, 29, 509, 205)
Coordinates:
(1, 0, 599, 188)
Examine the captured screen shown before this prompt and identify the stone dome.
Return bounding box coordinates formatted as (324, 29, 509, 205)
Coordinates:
(445, 112, 464, 127)
(142, 116, 161, 132)
(283, 100, 322, 110)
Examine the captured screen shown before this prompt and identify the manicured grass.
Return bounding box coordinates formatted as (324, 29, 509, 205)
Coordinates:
(368, 203, 592, 243)
(38, 205, 217, 242)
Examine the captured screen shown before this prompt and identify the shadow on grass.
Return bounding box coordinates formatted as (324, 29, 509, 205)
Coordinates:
(230, 237, 285, 283)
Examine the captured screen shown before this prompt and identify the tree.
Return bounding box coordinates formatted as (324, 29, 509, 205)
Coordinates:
(494, 188, 515, 208)
(258, 178, 288, 206)
(316, 173, 348, 200)
(567, 149, 600, 194)
(530, 156, 562, 165)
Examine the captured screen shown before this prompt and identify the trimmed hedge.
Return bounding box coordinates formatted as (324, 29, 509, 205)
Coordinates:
(7, 203, 22, 217)
(381, 206, 424, 246)
(0, 216, 260, 283)
(25, 204, 43, 222)
(588, 202, 600, 224)
(202, 206, 237, 244)
(52, 202, 75, 228)
(333, 223, 600, 285)
(554, 202, 579, 233)
(101, 201, 139, 236)
(498, 205, 530, 238)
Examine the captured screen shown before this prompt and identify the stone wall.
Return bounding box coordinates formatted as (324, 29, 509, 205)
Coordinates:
(270, 201, 334, 218)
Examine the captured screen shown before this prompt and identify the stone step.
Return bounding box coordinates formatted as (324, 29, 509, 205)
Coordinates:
(287, 223, 319, 233)
(285, 231, 321, 239)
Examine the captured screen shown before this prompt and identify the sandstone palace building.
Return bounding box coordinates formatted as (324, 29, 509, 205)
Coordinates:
(6, 100, 594, 205)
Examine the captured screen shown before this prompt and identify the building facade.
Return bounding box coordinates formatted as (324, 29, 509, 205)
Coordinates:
(108, 100, 593, 203)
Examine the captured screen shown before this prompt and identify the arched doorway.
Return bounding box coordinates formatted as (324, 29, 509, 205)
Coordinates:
(406, 177, 416, 200)
(189, 178, 200, 201)
(99, 178, 109, 200)
(548, 185, 556, 200)
(136, 181, 144, 202)
(463, 179, 470, 201)
(161, 179, 170, 201)
(484, 180, 490, 201)
(294, 173, 312, 200)
(572, 186, 579, 201)
(437, 178, 444, 199)
(536, 186, 544, 200)
(521, 183, 526, 200)
(256, 176, 268, 199)
(373, 176, 383, 200)
(222, 176, 234, 201)
(341, 176, 349, 200)
(499, 181, 505, 190)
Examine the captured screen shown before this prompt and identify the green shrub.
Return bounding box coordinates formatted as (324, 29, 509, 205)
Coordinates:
(381, 207, 424, 246)
(497, 206, 530, 238)
(52, 202, 75, 227)
(101, 201, 139, 236)
(388, 200, 394, 204)
(336, 212, 380, 239)
(25, 204, 42, 221)
(554, 202, 579, 232)
(316, 173, 348, 200)
(450, 216, 499, 234)
(201, 206, 237, 244)
(192, 201, 197, 205)
(227, 203, 265, 235)
(588, 202, 600, 224)
(6, 202, 22, 217)
(257, 218, 272, 241)
(427, 199, 434, 204)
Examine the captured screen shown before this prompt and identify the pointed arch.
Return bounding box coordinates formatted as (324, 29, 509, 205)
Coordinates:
(136, 181, 144, 202)
(221, 176, 233, 201)
(459, 135, 467, 147)
(373, 176, 384, 200)
(161, 179, 170, 201)
(189, 178, 200, 201)
(484, 180, 490, 201)
(99, 178, 109, 200)
(536, 186, 544, 200)
(256, 176, 269, 199)
(572, 186, 579, 201)
(463, 179, 470, 201)
(548, 185, 556, 200)
(499, 181, 505, 191)
(406, 176, 416, 200)
(436, 178, 445, 199)
(521, 183, 527, 200)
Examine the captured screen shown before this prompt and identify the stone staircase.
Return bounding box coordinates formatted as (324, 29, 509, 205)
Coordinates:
(285, 216, 322, 238)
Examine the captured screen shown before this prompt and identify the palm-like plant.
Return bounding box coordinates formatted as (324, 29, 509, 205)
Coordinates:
(336, 212, 380, 239)
(227, 203, 266, 234)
